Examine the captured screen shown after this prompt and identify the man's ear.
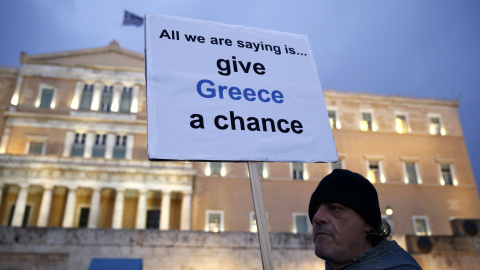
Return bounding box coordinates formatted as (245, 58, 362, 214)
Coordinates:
(364, 223, 372, 234)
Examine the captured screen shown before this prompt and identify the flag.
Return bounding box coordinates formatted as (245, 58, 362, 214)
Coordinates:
(123, 10, 143, 26)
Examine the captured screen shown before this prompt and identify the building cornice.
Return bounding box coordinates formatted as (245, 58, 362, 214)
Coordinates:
(0, 154, 195, 191)
(0, 66, 19, 77)
(0, 154, 193, 173)
(23, 62, 144, 73)
(330, 127, 464, 139)
(5, 111, 147, 126)
(20, 41, 144, 67)
(324, 89, 459, 108)
(19, 64, 145, 83)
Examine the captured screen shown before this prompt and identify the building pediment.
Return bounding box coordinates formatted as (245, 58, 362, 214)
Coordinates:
(20, 41, 144, 70)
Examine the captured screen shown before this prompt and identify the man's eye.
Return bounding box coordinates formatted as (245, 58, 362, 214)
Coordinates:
(330, 205, 341, 211)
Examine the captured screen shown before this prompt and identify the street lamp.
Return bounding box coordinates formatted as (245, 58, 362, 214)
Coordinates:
(385, 206, 394, 234)
(386, 206, 393, 216)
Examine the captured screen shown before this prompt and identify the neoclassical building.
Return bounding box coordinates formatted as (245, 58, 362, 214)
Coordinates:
(0, 41, 194, 232)
(0, 41, 480, 269)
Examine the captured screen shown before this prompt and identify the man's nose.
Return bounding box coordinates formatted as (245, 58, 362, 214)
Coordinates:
(312, 205, 327, 224)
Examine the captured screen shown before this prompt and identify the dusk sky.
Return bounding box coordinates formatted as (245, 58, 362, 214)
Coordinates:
(1, 1, 479, 194)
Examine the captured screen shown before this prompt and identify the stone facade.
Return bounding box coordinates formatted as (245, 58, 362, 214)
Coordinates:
(407, 219, 480, 270)
(1, 224, 479, 270)
(0, 227, 323, 270)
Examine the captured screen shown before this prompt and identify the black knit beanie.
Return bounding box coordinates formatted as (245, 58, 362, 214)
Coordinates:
(308, 169, 382, 231)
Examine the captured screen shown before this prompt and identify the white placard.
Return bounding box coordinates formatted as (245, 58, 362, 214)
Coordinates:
(145, 14, 337, 162)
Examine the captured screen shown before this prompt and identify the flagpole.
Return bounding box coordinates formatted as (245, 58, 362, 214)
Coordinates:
(116, 10, 125, 42)
(116, 23, 123, 43)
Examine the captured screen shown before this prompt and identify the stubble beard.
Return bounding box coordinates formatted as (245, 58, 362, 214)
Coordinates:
(313, 226, 352, 266)
(314, 239, 347, 266)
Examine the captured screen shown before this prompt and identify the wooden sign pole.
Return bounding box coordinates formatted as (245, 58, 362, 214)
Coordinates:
(248, 161, 275, 270)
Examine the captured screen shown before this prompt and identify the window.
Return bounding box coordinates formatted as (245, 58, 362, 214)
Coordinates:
(207, 162, 225, 176)
(205, 210, 224, 233)
(99, 85, 113, 112)
(404, 162, 420, 184)
(113, 135, 127, 159)
(330, 159, 343, 171)
(205, 162, 225, 176)
(429, 116, 445, 136)
(92, 134, 107, 158)
(293, 213, 309, 234)
(250, 212, 258, 233)
(119, 87, 133, 113)
(211, 162, 222, 175)
(25, 135, 48, 155)
(367, 161, 381, 184)
(328, 110, 339, 129)
(440, 164, 454, 186)
(395, 114, 408, 134)
(257, 162, 268, 178)
(413, 216, 430, 236)
(28, 142, 45, 155)
(292, 162, 305, 180)
(146, 209, 160, 229)
(79, 84, 94, 111)
(38, 87, 55, 109)
(71, 133, 86, 157)
(360, 112, 373, 131)
(250, 212, 268, 233)
(78, 207, 90, 228)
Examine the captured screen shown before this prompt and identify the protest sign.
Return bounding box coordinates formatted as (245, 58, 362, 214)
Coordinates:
(145, 14, 337, 162)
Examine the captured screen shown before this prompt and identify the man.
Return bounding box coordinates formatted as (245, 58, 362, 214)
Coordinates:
(308, 169, 422, 270)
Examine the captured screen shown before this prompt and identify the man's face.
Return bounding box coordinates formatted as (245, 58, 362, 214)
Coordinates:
(312, 202, 373, 268)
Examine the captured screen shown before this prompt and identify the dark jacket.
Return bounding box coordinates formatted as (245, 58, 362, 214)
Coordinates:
(325, 239, 422, 270)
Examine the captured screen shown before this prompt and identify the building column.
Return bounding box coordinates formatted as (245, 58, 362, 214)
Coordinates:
(37, 185, 54, 227)
(160, 191, 171, 230)
(0, 127, 11, 154)
(11, 184, 29, 227)
(180, 191, 192, 230)
(91, 83, 102, 111)
(112, 188, 125, 229)
(88, 188, 101, 228)
(0, 127, 12, 154)
(125, 134, 134, 160)
(70, 81, 84, 110)
(62, 131, 75, 157)
(130, 85, 140, 113)
(62, 186, 77, 228)
(105, 133, 115, 159)
(135, 189, 148, 229)
(83, 132, 95, 158)
(111, 84, 122, 112)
